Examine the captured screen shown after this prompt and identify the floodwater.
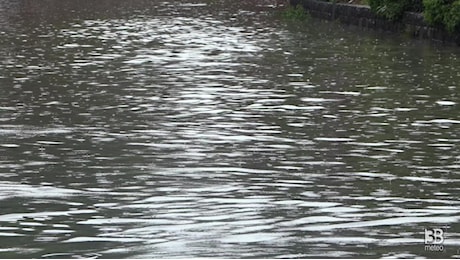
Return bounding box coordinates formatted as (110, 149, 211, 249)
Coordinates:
(0, 0, 459, 258)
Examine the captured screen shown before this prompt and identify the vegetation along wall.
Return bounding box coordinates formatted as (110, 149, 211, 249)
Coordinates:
(289, 0, 460, 45)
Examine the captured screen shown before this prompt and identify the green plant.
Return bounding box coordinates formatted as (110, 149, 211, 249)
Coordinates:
(368, 0, 411, 20)
(423, 0, 449, 25)
(423, 0, 460, 32)
(443, 0, 460, 32)
(281, 4, 310, 20)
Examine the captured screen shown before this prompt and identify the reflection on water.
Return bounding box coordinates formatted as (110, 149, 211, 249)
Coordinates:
(0, 0, 459, 258)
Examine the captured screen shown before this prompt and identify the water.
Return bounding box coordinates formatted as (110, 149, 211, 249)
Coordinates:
(0, 0, 459, 258)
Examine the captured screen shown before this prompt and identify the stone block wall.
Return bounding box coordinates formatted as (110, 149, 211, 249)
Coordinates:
(290, 0, 460, 45)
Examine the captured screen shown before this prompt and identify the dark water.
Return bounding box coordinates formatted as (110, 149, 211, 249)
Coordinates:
(0, 0, 459, 258)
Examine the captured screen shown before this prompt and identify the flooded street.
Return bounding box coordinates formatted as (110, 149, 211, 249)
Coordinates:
(0, 0, 459, 258)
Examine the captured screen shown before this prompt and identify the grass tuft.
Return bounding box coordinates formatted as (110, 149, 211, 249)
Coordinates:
(281, 4, 311, 20)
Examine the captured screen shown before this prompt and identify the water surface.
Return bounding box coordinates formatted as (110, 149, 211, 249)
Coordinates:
(0, 0, 459, 258)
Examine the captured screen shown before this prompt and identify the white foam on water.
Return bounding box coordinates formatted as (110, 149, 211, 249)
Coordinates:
(436, 100, 456, 106)
(0, 232, 25, 236)
(64, 236, 145, 243)
(220, 232, 287, 243)
(0, 209, 97, 222)
(301, 97, 338, 102)
(302, 236, 379, 244)
(315, 137, 355, 142)
(351, 142, 389, 147)
(401, 176, 456, 183)
(0, 182, 82, 201)
(281, 216, 348, 227)
(42, 229, 74, 234)
(302, 216, 460, 231)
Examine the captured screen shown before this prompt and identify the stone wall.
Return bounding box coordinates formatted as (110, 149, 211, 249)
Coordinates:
(290, 0, 460, 45)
